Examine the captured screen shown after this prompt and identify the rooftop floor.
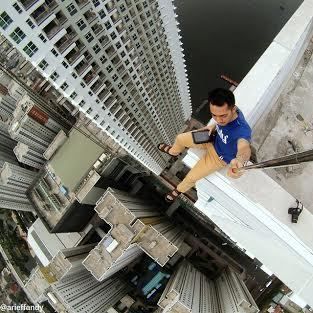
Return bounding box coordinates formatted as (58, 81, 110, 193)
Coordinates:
(253, 38, 313, 213)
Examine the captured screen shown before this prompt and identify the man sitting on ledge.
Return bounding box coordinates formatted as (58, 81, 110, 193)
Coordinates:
(159, 88, 252, 202)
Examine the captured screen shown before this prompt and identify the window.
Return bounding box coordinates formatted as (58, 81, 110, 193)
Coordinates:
(50, 71, 59, 81)
(110, 32, 117, 40)
(124, 14, 130, 22)
(104, 21, 111, 30)
(135, 42, 140, 49)
(100, 55, 107, 64)
(62, 61, 68, 68)
(72, 72, 77, 78)
(92, 0, 100, 7)
(79, 100, 85, 107)
(116, 42, 121, 49)
(112, 74, 118, 82)
(51, 48, 59, 57)
(85, 32, 94, 43)
(23, 41, 38, 57)
(94, 114, 99, 120)
(121, 51, 126, 58)
(120, 4, 126, 12)
(60, 82, 69, 91)
(132, 34, 137, 40)
(26, 18, 35, 29)
(117, 82, 123, 89)
(38, 33, 47, 43)
(99, 9, 105, 19)
(13, 2, 23, 13)
(0, 12, 12, 30)
(10, 27, 26, 44)
(128, 25, 133, 32)
(38, 59, 48, 70)
(86, 107, 93, 114)
(76, 19, 86, 30)
(67, 4, 77, 16)
(88, 91, 93, 96)
(70, 91, 77, 99)
(80, 82, 86, 88)
(93, 44, 100, 54)
(106, 65, 113, 73)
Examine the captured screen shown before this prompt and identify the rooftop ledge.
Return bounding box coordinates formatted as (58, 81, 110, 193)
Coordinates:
(183, 0, 313, 307)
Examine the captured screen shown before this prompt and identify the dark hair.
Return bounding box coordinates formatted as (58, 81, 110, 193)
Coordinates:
(208, 88, 235, 108)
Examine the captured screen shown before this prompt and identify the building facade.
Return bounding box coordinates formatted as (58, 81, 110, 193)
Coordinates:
(158, 261, 259, 313)
(82, 188, 185, 281)
(0, 0, 191, 174)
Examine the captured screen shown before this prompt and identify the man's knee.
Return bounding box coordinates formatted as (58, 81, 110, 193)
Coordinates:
(175, 132, 191, 144)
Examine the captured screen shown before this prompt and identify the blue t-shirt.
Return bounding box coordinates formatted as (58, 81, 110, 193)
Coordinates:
(213, 109, 252, 164)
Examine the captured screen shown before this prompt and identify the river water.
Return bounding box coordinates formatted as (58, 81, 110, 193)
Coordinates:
(175, 0, 303, 123)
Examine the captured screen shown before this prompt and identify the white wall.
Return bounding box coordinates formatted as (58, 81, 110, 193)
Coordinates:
(27, 218, 82, 266)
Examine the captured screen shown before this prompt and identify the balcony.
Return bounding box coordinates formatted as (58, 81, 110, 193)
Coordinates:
(91, 62, 100, 73)
(111, 55, 121, 66)
(99, 35, 110, 47)
(83, 70, 98, 85)
(91, 23, 104, 36)
(19, 0, 41, 10)
(116, 24, 125, 35)
(104, 96, 117, 108)
(122, 74, 131, 84)
(31, 0, 58, 25)
(121, 35, 130, 45)
(83, 51, 93, 63)
(105, 45, 116, 58)
(56, 32, 77, 53)
(99, 89, 111, 101)
(75, 60, 90, 76)
(65, 45, 86, 65)
(84, 9, 97, 24)
(105, 1, 115, 13)
(91, 79, 105, 93)
(117, 65, 126, 76)
(43, 13, 67, 39)
(74, 0, 88, 9)
(111, 13, 121, 25)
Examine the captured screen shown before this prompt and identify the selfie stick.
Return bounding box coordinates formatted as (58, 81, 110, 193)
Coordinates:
(232, 148, 313, 173)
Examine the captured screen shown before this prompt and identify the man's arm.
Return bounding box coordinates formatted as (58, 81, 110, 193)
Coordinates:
(227, 138, 251, 178)
(236, 138, 251, 163)
(197, 120, 216, 133)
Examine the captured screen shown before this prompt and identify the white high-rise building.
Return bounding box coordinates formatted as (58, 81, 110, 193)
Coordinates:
(50, 269, 131, 313)
(0, 160, 36, 211)
(0, 0, 191, 174)
(158, 261, 259, 313)
(82, 188, 185, 281)
(26, 266, 131, 312)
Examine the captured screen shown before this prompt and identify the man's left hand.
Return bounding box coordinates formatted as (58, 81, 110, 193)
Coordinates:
(227, 158, 244, 178)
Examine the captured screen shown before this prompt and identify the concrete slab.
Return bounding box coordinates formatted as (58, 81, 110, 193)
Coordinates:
(253, 39, 313, 213)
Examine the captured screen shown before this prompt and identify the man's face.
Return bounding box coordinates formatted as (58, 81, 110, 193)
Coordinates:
(210, 103, 236, 126)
